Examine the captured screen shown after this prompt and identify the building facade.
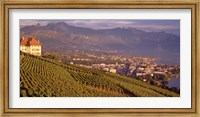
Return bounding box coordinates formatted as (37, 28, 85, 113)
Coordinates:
(20, 37, 42, 56)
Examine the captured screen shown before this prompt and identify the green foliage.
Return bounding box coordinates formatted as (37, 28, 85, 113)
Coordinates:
(20, 53, 179, 97)
(42, 54, 61, 60)
(105, 73, 179, 97)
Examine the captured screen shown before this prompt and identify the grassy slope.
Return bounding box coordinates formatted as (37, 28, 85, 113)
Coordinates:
(20, 53, 179, 97)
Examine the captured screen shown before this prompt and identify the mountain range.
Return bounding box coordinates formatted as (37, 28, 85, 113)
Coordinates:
(20, 22, 180, 65)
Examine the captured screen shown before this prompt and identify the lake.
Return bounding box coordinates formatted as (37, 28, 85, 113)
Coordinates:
(167, 78, 180, 89)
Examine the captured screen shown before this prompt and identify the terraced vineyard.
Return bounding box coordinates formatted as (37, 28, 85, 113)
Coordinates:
(20, 52, 179, 97)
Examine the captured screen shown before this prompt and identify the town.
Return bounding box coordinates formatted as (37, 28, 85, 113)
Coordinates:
(56, 50, 180, 92)
(19, 37, 180, 94)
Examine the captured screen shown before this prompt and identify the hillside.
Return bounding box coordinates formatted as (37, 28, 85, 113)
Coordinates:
(20, 22, 180, 65)
(20, 52, 179, 97)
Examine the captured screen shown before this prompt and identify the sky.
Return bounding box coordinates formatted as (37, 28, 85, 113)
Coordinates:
(20, 19, 180, 36)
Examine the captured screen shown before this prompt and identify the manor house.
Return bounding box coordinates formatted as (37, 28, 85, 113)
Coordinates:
(20, 37, 42, 56)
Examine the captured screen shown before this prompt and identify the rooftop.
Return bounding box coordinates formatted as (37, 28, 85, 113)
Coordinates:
(20, 37, 41, 46)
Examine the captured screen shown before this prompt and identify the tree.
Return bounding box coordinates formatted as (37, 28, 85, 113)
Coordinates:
(42, 54, 61, 61)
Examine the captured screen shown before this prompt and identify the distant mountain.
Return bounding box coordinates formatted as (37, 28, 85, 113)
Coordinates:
(20, 22, 180, 65)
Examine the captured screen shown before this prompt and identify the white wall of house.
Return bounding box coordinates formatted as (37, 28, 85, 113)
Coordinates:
(20, 45, 41, 56)
(30, 45, 41, 56)
(20, 45, 27, 52)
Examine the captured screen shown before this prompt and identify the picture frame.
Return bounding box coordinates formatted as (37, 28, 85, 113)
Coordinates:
(0, 0, 199, 116)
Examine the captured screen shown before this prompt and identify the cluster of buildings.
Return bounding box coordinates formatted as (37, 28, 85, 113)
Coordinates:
(19, 36, 180, 88)
(20, 37, 42, 56)
(66, 52, 179, 80)
(78, 62, 179, 78)
(70, 53, 180, 86)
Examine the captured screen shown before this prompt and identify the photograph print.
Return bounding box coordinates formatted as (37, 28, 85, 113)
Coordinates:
(20, 19, 180, 97)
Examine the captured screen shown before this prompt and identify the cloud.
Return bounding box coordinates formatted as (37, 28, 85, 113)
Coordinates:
(63, 20, 137, 29)
(20, 19, 136, 29)
(20, 19, 180, 35)
(131, 25, 179, 30)
(20, 19, 48, 26)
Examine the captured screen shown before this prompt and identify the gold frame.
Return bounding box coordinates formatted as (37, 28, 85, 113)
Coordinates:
(0, 0, 199, 116)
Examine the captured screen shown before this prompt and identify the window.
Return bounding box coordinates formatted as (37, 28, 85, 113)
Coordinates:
(32, 49, 40, 51)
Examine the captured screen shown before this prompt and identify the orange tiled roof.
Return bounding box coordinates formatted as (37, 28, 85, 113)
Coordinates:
(20, 37, 41, 46)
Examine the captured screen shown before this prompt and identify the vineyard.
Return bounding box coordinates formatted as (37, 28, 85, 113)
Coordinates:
(20, 52, 179, 97)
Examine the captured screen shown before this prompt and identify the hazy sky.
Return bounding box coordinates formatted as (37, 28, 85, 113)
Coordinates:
(20, 19, 180, 36)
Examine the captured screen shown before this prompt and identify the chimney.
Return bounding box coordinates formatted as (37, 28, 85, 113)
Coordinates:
(22, 37, 25, 40)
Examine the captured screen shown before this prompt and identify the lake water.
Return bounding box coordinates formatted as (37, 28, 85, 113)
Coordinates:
(167, 78, 180, 89)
